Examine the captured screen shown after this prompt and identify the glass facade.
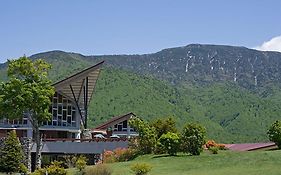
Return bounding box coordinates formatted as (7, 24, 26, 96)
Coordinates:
(0, 92, 78, 128)
(44, 92, 77, 127)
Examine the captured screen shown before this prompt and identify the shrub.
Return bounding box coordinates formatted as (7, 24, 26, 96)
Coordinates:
(30, 161, 66, 175)
(47, 161, 67, 175)
(63, 155, 77, 168)
(116, 148, 138, 162)
(76, 155, 87, 171)
(0, 130, 26, 174)
(205, 140, 226, 150)
(205, 140, 217, 148)
(30, 168, 46, 175)
(208, 146, 219, 154)
(103, 148, 138, 163)
(154, 141, 166, 154)
(181, 123, 206, 155)
(130, 163, 152, 175)
(19, 163, 28, 174)
(267, 120, 281, 149)
(158, 132, 180, 155)
(83, 164, 112, 175)
(103, 150, 116, 163)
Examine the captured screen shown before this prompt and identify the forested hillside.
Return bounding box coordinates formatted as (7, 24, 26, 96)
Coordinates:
(1, 45, 281, 143)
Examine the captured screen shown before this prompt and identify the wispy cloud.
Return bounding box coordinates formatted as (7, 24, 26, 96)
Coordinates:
(254, 35, 281, 52)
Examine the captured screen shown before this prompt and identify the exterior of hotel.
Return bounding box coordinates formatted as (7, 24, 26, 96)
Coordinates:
(0, 61, 104, 139)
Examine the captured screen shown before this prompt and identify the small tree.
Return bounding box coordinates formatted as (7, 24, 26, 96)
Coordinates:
(181, 123, 206, 155)
(0, 130, 26, 174)
(151, 117, 178, 139)
(0, 57, 55, 169)
(129, 117, 156, 154)
(158, 132, 180, 156)
(130, 163, 152, 175)
(267, 120, 281, 149)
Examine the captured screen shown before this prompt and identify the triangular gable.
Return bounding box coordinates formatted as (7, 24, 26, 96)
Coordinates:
(94, 112, 136, 130)
(53, 61, 104, 107)
(52, 61, 104, 128)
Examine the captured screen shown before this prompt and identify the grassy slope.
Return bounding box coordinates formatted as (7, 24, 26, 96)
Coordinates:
(109, 150, 281, 175)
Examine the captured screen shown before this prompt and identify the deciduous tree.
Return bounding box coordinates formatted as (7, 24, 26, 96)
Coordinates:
(151, 117, 178, 139)
(129, 117, 156, 154)
(181, 123, 206, 155)
(0, 56, 55, 169)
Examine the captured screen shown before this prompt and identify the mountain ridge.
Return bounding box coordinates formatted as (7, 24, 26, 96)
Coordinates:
(1, 44, 281, 143)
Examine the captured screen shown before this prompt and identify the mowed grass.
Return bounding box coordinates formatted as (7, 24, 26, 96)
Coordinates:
(2, 150, 281, 175)
(108, 150, 281, 175)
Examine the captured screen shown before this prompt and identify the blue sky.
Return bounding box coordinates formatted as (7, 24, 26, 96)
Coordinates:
(0, 0, 281, 63)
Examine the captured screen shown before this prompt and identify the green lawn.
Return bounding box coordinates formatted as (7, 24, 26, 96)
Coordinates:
(2, 150, 281, 175)
(108, 150, 281, 175)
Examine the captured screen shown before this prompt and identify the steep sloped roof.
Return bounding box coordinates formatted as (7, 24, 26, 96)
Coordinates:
(53, 61, 104, 108)
(94, 112, 136, 130)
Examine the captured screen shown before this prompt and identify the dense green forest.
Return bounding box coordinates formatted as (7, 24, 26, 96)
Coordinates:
(89, 68, 281, 143)
(1, 48, 281, 143)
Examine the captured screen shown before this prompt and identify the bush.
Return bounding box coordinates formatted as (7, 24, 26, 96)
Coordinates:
(267, 120, 281, 149)
(208, 146, 219, 154)
(103, 148, 138, 163)
(181, 123, 206, 155)
(63, 155, 77, 168)
(103, 151, 116, 163)
(130, 163, 152, 175)
(76, 155, 87, 171)
(83, 164, 112, 175)
(205, 140, 226, 150)
(30, 168, 46, 175)
(158, 132, 180, 155)
(47, 161, 67, 175)
(19, 163, 28, 174)
(154, 141, 166, 154)
(30, 161, 66, 175)
(116, 148, 138, 162)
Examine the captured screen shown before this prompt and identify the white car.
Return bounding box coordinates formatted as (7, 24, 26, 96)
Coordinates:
(94, 134, 106, 139)
(110, 135, 120, 138)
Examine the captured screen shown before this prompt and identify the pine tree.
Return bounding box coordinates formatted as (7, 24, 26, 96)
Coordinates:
(0, 130, 25, 174)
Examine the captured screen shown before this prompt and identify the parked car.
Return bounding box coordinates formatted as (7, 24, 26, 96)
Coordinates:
(93, 134, 106, 139)
(110, 135, 120, 138)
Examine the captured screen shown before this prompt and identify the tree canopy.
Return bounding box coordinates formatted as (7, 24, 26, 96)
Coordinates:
(0, 56, 55, 169)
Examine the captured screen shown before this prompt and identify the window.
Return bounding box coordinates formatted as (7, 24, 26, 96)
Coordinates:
(49, 92, 77, 127)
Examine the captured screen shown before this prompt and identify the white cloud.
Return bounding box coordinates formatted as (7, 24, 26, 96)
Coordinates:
(255, 35, 281, 52)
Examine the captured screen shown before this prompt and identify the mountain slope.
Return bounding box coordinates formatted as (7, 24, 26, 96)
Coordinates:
(1, 45, 281, 143)
(91, 68, 281, 143)
(87, 44, 281, 89)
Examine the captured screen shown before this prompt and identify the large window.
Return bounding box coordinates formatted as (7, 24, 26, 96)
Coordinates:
(45, 92, 77, 127)
(114, 120, 128, 131)
(0, 92, 78, 128)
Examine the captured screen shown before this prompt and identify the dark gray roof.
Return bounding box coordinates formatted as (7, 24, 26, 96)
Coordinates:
(31, 140, 128, 154)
